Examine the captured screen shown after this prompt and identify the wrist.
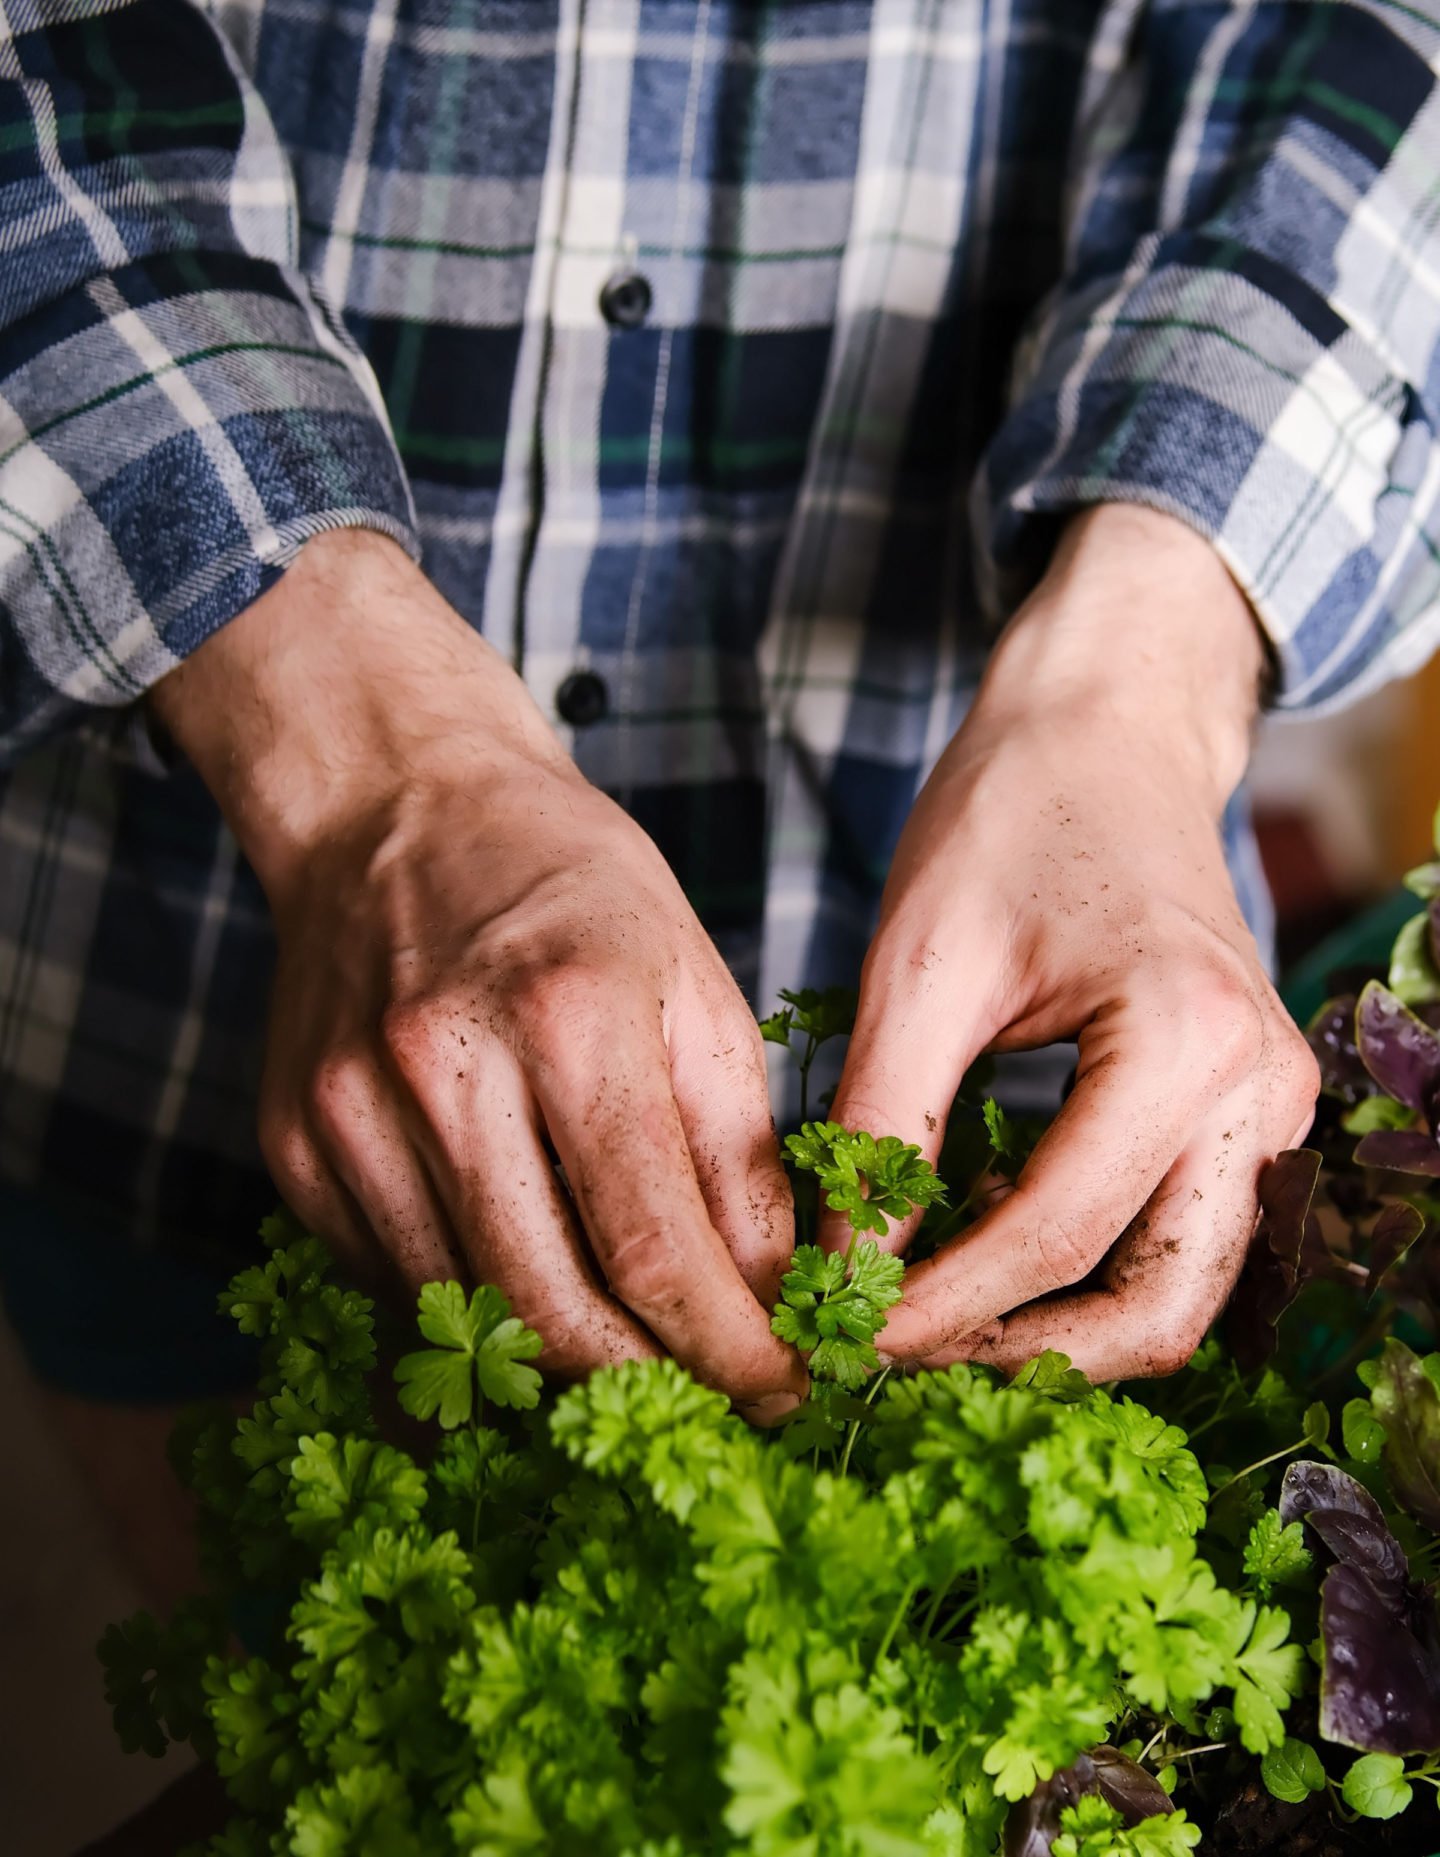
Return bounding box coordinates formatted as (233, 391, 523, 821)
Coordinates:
(148, 529, 570, 899)
(976, 505, 1265, 815)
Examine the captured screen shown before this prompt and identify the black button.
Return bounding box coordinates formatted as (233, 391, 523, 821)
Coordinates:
(556, 669, 609, 727)
(599, 271, 652, 329)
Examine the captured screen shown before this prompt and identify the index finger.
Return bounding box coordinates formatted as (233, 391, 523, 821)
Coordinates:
(524, 983, 808, 1419)
(878, 986, 1256, 1362)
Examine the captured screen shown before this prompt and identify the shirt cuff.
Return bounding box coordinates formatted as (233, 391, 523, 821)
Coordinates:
(982, 230, 1435, 714)
(0, 249, 419, 758)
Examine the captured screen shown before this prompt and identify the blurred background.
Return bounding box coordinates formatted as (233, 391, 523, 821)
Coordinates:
(3, 655, 1438, 1854)
(1251, 655, 1440, 974)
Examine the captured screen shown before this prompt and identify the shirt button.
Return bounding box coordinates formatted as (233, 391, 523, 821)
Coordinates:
(555, 669, 609, 727)
(599, 270, 652, 329)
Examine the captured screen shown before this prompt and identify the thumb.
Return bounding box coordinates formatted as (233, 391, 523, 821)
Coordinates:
(821, 941, 1000, 1255)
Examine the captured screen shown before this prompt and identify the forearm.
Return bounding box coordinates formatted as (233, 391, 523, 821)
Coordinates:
(974, 506, 1266, 818)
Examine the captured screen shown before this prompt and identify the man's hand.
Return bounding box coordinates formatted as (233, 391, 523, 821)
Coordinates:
(149, 531, 805, 1422)
(825, 506, 1320, 1381)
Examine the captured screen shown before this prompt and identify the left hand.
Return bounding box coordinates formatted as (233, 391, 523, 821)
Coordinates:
(824, 505, 1321, 1381)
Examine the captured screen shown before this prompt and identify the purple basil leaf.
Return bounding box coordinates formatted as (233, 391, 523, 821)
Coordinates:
(1307, 995, 1372, 1104)
(1432, 897, 1440, 978)
(1367, 1201, 1427, 1293)
(1318, 1561, 1440, 1755)
(1279, 1459, 1389, 1530)
(1355, 1130, 1440, 1177)
(1372, 1340, 1440, 1535)
(1004, 1746, 1173, 1857)
(1355, 982, 1440, 1116)
(1279, 1460, 1407, 1594)
(1226, 1149, 1322, 1371)
(1282, 1461, 1440, 1755)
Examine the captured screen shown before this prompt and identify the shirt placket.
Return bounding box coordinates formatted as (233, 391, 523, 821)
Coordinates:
(481, 0, 650, 749)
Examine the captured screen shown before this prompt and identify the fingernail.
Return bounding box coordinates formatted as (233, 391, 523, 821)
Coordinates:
(740, 1391, 803, 1428)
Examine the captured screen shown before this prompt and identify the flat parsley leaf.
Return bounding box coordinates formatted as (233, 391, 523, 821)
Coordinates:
(1230, 1603, 1305, 1754)
(395, 1283, 543, 1427)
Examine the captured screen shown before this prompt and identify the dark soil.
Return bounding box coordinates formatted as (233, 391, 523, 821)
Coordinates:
(1210, 1778, 1440, 1855)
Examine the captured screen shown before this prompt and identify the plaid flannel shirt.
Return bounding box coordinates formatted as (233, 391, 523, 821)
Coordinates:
(2, 0, 1439, 1264)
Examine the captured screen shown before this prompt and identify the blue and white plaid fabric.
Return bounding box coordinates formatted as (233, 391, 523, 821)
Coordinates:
(2, 0, 1439, 1264)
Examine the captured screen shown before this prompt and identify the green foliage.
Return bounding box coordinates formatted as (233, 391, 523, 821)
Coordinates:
(771, 1242, 904, 1390)
(1241, 1510, 1312, 1598)
(394, 1283, 543, 1427)
(102, 1225, 1314, 1854)
(1049, 1795, 1200, 1857)
(759, 987, 859, 1051)
(980, 1097, 1033, 1177)
(785, 1121, 948, 1235)
(1260, 1737, 1326, 1804)
(1341, 1752, 1413, 1819)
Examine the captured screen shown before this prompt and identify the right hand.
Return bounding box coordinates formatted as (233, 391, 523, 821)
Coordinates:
(149, 531, 805, 1422)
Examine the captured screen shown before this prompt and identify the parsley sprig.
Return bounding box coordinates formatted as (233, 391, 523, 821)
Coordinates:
(99, 1228, 1303, 1857)
(95, 1003, 1338, 1856)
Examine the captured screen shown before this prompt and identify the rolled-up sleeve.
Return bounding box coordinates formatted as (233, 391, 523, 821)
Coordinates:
(983, 0, 1440, 714)
(0, 0, 418, 761)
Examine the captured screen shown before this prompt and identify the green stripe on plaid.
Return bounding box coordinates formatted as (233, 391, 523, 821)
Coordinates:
(2, 0, 1440, 1293)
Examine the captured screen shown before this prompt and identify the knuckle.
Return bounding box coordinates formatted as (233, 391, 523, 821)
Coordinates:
(1131, 1277, 1220, 1376)
(1176, 957, 1265, 1078)
(601, 1219, 686, 1316)
(379, 998, 437, 1068)
(520, 1300, 596, 1377)
(306, 1049, 373, 1136)
(507, 963, 608, 1058)
(257, 1105, 319, 1194)
(1275, 1024, 1322, 1120)
(1024, 1222, 1097, 1297)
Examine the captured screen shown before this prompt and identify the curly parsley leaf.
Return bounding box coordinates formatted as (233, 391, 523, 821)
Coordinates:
(1242, 1510, 1313, 1598)
(772, 1240, 905, 1390)
(776, 985, 859, 1045)
(286, 1434, 428, 1549)
(784, 1121, 947, 1235)
(1010, 1351, 1092, 1405)
(757, 1006, 795, 1047)
(1052, 1794, 1201, 1857)
(285, 1761, 428, 1856)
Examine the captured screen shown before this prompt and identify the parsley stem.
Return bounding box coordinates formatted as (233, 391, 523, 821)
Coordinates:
(1138, 1724, 1169, 1763)
(838, 1366, 891, 1478)
(798, 1036, 817, 1127)
(873, 1578, 921, 1668)
(919, 1577, 956, 1639)
(1157, 1741, 1230, 1765)
(1211, 1434, 1306, 1500)
(1182, 1392, 1239, 1442)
